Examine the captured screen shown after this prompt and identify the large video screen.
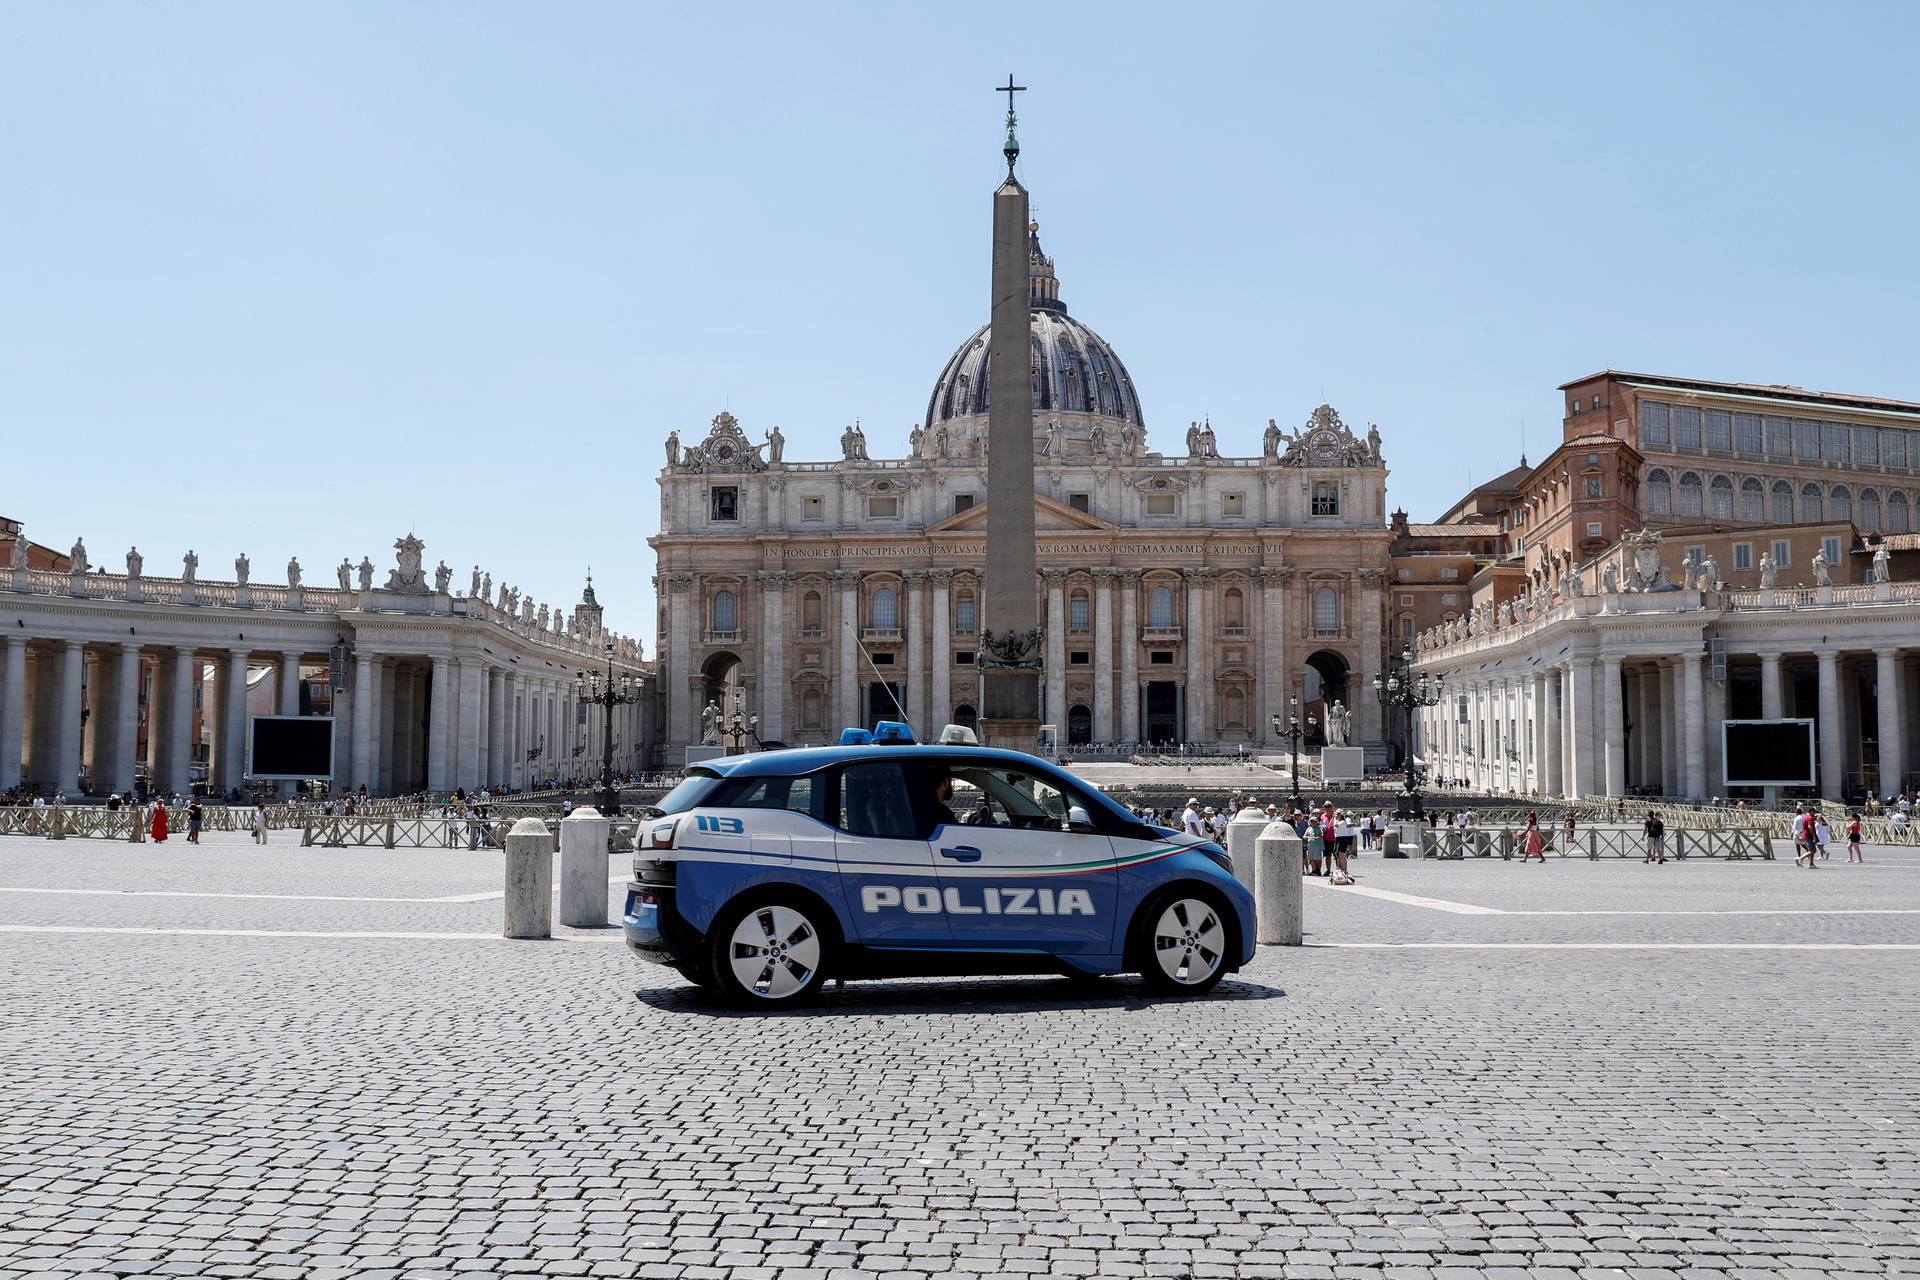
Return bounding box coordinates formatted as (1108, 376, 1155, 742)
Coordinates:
(249, 716, 335, 780)
(1722, 719, 1816, 787)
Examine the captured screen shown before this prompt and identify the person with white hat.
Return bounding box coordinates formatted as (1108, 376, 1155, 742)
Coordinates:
(1180, 799, 1207, 838)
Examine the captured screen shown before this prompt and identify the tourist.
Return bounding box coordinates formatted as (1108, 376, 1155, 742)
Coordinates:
(251, 803, 269, 845)
(1642, 810, 1666, 864)
(1793, 807, 1818, 868)
(1520, 812, 1545, 863)
(149, 799, 168, 844)
(1180, 799, 1205, 839)
(1846, 811, 1864, 863)
(1813, 813, 1833, 859)
(186, 799, 203, 844)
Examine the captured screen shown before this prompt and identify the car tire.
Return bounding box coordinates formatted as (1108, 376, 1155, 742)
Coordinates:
(1132, 885, 1234, 996)
(709, 890, 835, 1006)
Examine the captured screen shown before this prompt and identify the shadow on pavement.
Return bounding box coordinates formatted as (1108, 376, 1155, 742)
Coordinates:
(633, 973, 1285, 1017)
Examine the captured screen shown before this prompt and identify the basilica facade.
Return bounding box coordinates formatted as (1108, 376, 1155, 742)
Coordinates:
(650, 221, 1394, 759)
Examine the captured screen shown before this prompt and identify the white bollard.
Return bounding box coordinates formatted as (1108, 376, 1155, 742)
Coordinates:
(1254, 819, 1304, 946)
(504, 817, 555, 939)
(1223, 805, 1268, 887)
(558, 805, 612, 928)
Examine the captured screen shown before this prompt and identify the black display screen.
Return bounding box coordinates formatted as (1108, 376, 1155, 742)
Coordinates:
(250, 717, 335, 779)
(1722, 720, 1815, 787)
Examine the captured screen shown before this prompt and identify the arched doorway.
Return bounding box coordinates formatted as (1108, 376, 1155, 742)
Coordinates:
(700, 652, 744, 730)
(1067, 704, 1092, 746)
(1302, 650, 1349, 748)
(953, 704, 979, 735)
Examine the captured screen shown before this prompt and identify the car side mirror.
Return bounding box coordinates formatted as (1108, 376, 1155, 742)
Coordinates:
(1067, 805, 1096, 833)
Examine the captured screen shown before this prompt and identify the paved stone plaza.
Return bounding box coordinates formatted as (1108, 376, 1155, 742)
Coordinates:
(3, 832, 1917, 1280)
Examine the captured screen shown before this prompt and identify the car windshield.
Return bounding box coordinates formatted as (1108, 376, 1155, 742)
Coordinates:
(652, 769, 726, 814)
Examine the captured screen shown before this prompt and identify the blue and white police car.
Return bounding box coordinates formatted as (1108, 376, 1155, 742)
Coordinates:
(623, 723, 1257, 1004)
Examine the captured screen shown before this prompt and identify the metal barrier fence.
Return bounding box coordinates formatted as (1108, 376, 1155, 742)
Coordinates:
(1421, 824, 1773, 860)
(298, 814, 642, 851)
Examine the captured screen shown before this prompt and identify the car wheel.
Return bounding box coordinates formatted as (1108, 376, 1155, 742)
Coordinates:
(710, 893, 833, 1005)
(1134, 887, 1232, 995)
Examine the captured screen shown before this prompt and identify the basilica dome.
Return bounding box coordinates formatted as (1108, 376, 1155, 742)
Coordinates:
(922, 224, 1144, 452)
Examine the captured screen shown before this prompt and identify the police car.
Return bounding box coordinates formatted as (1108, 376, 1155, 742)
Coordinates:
(623, 723, 1257, 1004)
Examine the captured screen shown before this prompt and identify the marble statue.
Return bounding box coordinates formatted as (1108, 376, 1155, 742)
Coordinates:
(125, 547, 142, 578)
(70, 539, 88, 574)
(1186, 422, 1201, 456)
(182, 550, 199, 584)
(1325, 700, 1351, 748)
(665, 430, 680, 466)
(1499, 600, 1514, 628)
(482, 572, 492, 602)
(767, 424, 785, 463)
(1758, 553, 1776, 588)
(470, 565, 482, 597)
(337, 558, 352, 591)
(286, 557, 301, 588)
(357, 557, 374, 591)
(1812, 550, 1831, 586)
(234, 553, 249, 585)
(497, 582, 510, 609)
(1601, 560, 1619, 594)
(432, 561, 450, 593)
(521, 596, 534, 624)
(701, 700, 721, 746)
(906, 425, 922, 458)
(1042, 419, 1064, 457)
(1873, 542, 1892, 584)
(10, 535, 26, 570)
(1700, 555, 1720, 590)
(934, 426, 950, 458)
(1681, 560, 1697, 590)
(1089, 424, 1108, 455)
(1119, 423, 1137, 456)
(1263, 418, 1282, 459)
(1367, 423, 1383, 462)
(839, 423, 868, 460)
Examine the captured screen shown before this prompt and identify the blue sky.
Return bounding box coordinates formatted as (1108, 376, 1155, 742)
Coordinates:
(5, 2, 1916, 648)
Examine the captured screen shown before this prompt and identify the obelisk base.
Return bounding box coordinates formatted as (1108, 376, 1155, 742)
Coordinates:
(981, 672, 1040, 753)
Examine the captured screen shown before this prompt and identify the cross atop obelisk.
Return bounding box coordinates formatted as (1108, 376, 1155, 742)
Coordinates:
(978, 78, 1042, 747)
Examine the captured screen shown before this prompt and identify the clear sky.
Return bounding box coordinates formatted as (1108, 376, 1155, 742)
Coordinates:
(5, 2, 1916, 649)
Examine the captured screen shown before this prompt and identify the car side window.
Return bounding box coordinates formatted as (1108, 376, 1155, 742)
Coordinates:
(835, 762, 921, 840)
(944, 762, 1079, 831)
(713, 774, 823, 822)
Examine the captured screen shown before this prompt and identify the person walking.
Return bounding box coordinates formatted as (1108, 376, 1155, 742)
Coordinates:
(251, 803, 269, 845)
(1793, 807, 1819, 868)
(185, 799, 204, 844)
(1521, 812, 1546, 863)
(1846, 812, 1864, 863)
(1642, 810, 1667, 864)
(149, 800, 168, 844)
(1180, 799, 1206, 840)
(1814, 813, 1833, 860)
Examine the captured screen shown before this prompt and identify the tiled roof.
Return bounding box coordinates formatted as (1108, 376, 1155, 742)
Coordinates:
(1559, 369, 1920, 415)
(1404, 524, 1500, 538)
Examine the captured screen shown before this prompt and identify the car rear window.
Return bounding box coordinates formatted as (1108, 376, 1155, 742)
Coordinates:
(836, 762, 919, 841)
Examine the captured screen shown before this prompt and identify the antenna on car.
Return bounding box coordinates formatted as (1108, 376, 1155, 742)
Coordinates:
(843, 617, 913, 737)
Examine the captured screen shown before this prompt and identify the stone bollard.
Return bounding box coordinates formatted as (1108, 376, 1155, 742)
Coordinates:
(129, 809, 144, 843)
(1381, 828, 1399, 858)
(1253, 819, 1304, 946)
(558, 805, 612, 928)
(48, 807, 65, 840)
(504, 817, 555, 939)
(1222, 805, 1268, 887)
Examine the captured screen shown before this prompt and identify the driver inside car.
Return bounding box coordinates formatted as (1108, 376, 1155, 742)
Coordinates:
(927, 765, 961, 828)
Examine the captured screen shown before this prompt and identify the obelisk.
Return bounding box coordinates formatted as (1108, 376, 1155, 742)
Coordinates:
(980, 77, 1041, 748)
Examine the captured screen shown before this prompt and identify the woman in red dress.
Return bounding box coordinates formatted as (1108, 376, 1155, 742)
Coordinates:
(150, 802, 168, 843)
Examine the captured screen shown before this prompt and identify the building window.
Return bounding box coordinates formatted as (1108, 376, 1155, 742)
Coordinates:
(801, 690, 823, 730)
(870, 587, 897, 629)
(1801, 483, 1824, 522)
(1587, 522, 1603, 537)
(1823, 422, 1850, 463)
(1640, 400, 1670, 445)
(1884, 429, 1909, 470)
(1771, 481, 1794, 523)
(1740, 477, 1764, 521)
(1223, 587, 1245, 629)
(1823, 536, 1843, 566)
(955, 650, 974, 665)
(1400, 615, 1414, 640)
(1312, 482, 1339, 516)
(1733, 543, 1752, 571)
(1765, 415, 1792, 457)
(1830, 485, 1852, 524)
(1440, 566, 1459, 579)
(1068, 492, 1090, 513)
(1677, 471, 1703, 516)
(1070, 651, 1090, 665)
(711, 589, 736, 634)
(1645, 468, 1672, 514)
(1397, 568, 1414, 580)
(1734, 412, 1763, 454)
(1772, 540, 1791, 568)
(1222, 492, 1244, 518)
(802, 591, 822, 631)
(1673, 405, 1702, 448)
(1591, 395, 1601, 411)
(1313, 586, 1338, 632)
(1890, 491, 1911, 534)
(955, 592, 975, 632)
(953, 493, 975, 514)
(1150, 651, 1174, 664)
(1709, 474, 1733, 518)
(1794, 419, 1821, 460)
(1854, 427, 1880, 466)
(1145, 493, 1177, 517)
(1069, 590, 1090, 630)
(869, 651, 894, 666)
(1685, 546, 1704, 565)
(868, 495, 899, 519)
(801, 495, 823, 521)
(1148, 585, 1174, 628)
(1704, 409, 1732, 451)
(1859, 489, 1881, 532)
(711, 487, 738, 521)
(1441, 593, 1460, 605)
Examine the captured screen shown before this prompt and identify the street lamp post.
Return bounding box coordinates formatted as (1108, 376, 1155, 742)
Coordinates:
(724, 688, 759, 755)
(1271, 696, 1318, 812)
(574, 642, 642, 815)
(1373, 641, 1443, 819)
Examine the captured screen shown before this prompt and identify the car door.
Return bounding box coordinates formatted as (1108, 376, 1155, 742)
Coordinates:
(830, 760, 952, 947)
(927, 759, 1117, 954)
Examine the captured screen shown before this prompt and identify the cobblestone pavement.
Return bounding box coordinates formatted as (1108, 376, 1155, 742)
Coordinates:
(3, 832, 1917, 1279)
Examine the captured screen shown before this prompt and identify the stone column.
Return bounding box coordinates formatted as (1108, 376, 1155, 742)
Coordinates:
(1680, 652, 1706, 800)
(110, 643, 140, 795)
(1816, 648, 1843, 800)
(1043, 569, 1067, 741)
(903, 569, 928, 729)
(832, 570, 860, 731)
(1355, 571, 1384, 746)
(1119, 571, 1141, 744)
(165, 648, 194, 798)
(1602, 656, 1625, 796)
(759, 571, 790, 742)
(1256, 568, 1287, 745)
(1541, 668, 1562, 796)
(456, 659, 483, 791)
(351, 653, 375, 791)
(0, 635, 25, 792)
(665, 572, 696, 748)
(83, 649, 112, 792)
(1878, 649, 1905, 800)
(1758, 651, 1784, 804)
(275, 652, 300, 717)
(472, 664, 487, 791)
(428, 656, 451, 793)
(929, 570, 953, 731)
(1566, 660, 1596, 797)
(50, 640, 84, 796)
(377, 661, 398, 794)
(222, 649, 253, 793)
(1091, 568, 1117, 743)
(1183, 567, 1213, 744)
(488, 668, 507, 789)
(1655, 662, 1677, 797)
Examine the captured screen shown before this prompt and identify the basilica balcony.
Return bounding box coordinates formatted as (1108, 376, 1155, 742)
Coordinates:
(861, 627, 902, 642)
(1140, 626, 1183, 642)
(702, 630, 742, 645)
(1311, 626, 1350, 640)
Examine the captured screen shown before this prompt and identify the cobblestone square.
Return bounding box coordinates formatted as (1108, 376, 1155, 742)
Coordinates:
(3, 833, 1917, 1279)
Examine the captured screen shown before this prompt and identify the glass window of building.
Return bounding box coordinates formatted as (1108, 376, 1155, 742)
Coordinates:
(1734, 413, 1764, 454)
(1145, 493, 1176, 517)
(1314, 586, 1339, 632)
(953, 493, 975, 513)
(1678, 472, 1703, 516)
(1069, 591, 1089, 630)
(868, 495, 899, 519)
(1733, 543, 1752, 571)
(1859, 489, 1881, 532)
(1312, 482, 1339, 516)
(1068, 492, 1090, 512)
(1709, 474, 1733, 518)
(1148, 585, 1174, 628)
(1830, 485, 1852, 524)
(1740, 477, 1764, 521)
(1884, 429, 1909, 470)
(870, 587, 897, 630)
(1823, 536, 1842, 565)
(1771, 481, 1794, 523)
(1801, 483, 1824, 522)
(1645, 469, 1672, 513)
(712, 589, 736, 634)
(1673, 405, 1702, 448)
(1224, 588, 1245, 630)
(955, 592, 975, 632)
(1765, 415, 1792, 456)
(1888, 491, 1911, 534)
(1222, 492, 1244, 517)
(802, 591, 822, 631)
(1772, 539, 1791, 567)
(801, 494, 823, 520)
(1854, 427, 1879, 466)
(1639, 400, 1670, 445)
(1704, 409, 1732, 451)
(1823, 422, 1850, 462)
(1794, 419, 1821, 460)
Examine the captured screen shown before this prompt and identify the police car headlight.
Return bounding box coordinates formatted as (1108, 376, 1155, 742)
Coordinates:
(1199, 846, 1233, 873)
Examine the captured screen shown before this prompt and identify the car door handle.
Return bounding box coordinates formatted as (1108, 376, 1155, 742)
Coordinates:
(940, 845, 982, 862)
